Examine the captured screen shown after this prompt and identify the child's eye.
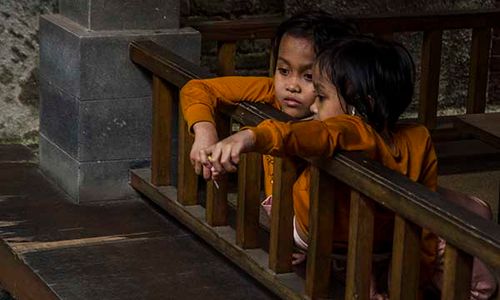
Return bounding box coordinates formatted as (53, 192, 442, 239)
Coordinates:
(277, 67, 289, 76)
(304, 73, 313, 82)
(316, 94, 325, 102)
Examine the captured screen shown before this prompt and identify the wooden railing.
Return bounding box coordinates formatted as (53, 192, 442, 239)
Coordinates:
(186, 9, 500, 130)
(129, 40, 500, 300)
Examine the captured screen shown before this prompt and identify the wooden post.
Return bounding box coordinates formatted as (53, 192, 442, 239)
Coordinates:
(236, 152, 262, 248)
(419, 30, 442, 130)
(217, 41, 236, 76)
(151, 75, 173, 186)
(390, 215, 421, 300)
(441, 243, 473, 300)
(269, 157, 296, 273)
(345, 191, 375, 300)
(305, 166, 336, 299)
(177, 107, 198, 205)
(205, 114, 230, 226)
(467, 27, 491, 114)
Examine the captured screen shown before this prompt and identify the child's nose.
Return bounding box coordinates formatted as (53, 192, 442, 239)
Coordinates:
(310, 101, 318, 114)
(286, 77, 301, 93)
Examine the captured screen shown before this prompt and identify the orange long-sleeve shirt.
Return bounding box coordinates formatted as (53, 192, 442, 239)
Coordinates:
(180, 77, 281, 196)
(250, 115, 438, 280)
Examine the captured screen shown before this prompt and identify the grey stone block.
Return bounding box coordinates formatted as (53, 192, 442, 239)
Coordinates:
(39, 79, 79, 158)
(40, 134, 150, 203)
(39, 135, 79, 200)
(39, 14, 200, 101)
(79, 96, 152, 161)
(60, 0, 179, 31)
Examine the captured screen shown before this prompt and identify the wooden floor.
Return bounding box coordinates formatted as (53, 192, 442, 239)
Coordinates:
(0, 144, 277, 300)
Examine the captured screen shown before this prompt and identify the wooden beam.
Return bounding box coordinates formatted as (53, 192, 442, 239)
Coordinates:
(467, 27, 491, 114)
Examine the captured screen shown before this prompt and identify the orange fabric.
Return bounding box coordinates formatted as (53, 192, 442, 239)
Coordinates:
(180, 76, 280, 197)
(251, 115, 439, 282)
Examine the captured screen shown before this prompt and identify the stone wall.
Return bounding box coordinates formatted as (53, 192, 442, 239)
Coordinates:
(490, 0, 500, 103)
(0, 0, 57, 145)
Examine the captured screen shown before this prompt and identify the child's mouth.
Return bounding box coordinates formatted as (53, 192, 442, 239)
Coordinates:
(283, 98, 301, 107)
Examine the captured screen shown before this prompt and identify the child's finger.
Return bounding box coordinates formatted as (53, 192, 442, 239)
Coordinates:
(202, 165, 212, 180)
(220, 146, 238, 173)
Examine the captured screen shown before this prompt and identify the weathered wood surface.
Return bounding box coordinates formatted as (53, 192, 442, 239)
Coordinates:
(0, 145, 278, 300)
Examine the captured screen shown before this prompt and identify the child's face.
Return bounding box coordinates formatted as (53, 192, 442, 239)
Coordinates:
(274, 34, 316, 119)
(310, 64, 347, 121)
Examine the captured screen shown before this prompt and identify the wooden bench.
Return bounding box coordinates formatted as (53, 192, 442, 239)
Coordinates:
(129, 40, 500, 300)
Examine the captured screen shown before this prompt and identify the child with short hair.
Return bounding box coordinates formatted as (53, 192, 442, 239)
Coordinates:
(180, 11, 357, 198)
(200, 36, 497, 299)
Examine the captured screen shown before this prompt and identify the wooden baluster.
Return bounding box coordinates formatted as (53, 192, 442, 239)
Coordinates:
(177, 105, 198, 205)
(151, 75, 173, 186)
(236, 152, 262, 248)
(441, 243, 473, 300)
(205, 114, 230, 226)
(345, 191, 375, 300)
(467, 27, 491, 114)
(419, 30, 442, 130)
(217, 41, 236, 76)
(390, 215, 421, 300)
(306, 166, 336, 299)
(269, 157, 296, 273)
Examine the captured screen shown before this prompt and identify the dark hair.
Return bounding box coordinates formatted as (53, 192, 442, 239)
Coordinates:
(271, 11, 358, 70)
(316, 36, 415, 132)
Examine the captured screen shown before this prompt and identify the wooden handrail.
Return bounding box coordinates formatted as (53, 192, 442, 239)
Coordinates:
(184, 9, 500, 40)
(130, 39, 500, 299)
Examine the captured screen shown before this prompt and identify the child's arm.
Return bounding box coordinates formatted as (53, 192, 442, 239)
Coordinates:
(201, 115, 375, 176)
(180, 76, 276, 177)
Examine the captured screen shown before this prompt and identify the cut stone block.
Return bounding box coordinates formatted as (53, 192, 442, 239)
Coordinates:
(39, 14, 200, 101)
(40, 135, 150, 203)
(59, 0, 179, 30)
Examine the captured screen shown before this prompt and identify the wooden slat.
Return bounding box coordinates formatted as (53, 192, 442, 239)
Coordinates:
(389, 215, 420, 300)
(151, 75, 173, 186)
(236, 152, 262, 248)
(467, 27, 491, 114)
(441, 243, 473, 300)
(418, 29, 442, 129)
(217, 41, 237, 76)
(305, 167, 336, 299)
(345, 191, 375, 300)
(269, 157, 296, 273)
(177, 109, 198, 205)
(205, 114, 231, 226)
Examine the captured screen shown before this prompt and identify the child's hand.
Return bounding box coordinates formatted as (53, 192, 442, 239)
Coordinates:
(191, 122, 218, 180)
(199, 129, 256, 177)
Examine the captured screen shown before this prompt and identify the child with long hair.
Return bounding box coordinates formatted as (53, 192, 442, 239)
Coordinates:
(200, 36, 497, 299)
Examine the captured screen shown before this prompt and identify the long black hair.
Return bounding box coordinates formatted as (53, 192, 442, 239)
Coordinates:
(271, 11, 357, 70)
(315, 36, 416, 132)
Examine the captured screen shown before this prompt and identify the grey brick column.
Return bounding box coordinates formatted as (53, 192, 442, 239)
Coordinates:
(39, 0, 200, 202)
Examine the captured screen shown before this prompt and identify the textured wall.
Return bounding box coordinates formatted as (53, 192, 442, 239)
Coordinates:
(0, 0, 57, 145)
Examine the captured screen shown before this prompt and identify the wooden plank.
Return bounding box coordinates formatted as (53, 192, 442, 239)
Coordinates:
(186, 10, 500, 40)
(129, 40, 213, 88)
(206, 114, 231, 226)
(441, 243, 473, 300)
(177, 109, 198, 205)
(467, 27, 491, 114)
(418, 29, 442, 129)
(389, 215, 420, 300)
(130, 169, 304, 300)
(345, 191, 375, 300)
(305, 166, 336, 299)
(217, 41, 236, 76)
(236, 152, 262, 248)
(455, 113, 500, 149)
(269, 157, 296, 273)
(151, 75, 173, 186)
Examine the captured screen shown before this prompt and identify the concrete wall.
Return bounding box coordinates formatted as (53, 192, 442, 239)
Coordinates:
(0, 0, 57, 145)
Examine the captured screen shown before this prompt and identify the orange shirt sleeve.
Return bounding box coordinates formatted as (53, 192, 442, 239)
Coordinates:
(250, 115, 377, 157)
(180, 76, 277, 132)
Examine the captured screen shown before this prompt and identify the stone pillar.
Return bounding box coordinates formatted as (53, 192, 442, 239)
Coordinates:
(39, 0, 200, 202)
